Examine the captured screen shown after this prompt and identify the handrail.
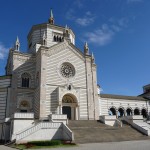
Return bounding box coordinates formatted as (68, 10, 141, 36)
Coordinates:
(14, 122, 62, 141)
(115, 119, 122, 127)
(136, 122, 150, 130)
(132, 122, 149, 134)
(122, 116, 150, 136)
(62, 123, 74, 141)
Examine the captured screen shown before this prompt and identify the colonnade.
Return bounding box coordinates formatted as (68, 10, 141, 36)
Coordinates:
(109, 107, 147, 118)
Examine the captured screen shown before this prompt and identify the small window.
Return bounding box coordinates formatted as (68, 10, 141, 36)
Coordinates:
(43, 40, 46, 45)
(68, 85, 71, 90)
(21, 73, 31, 88)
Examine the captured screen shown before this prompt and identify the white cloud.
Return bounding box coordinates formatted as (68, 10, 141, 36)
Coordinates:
(0, 43, 9, 60)
(127, 0, 143, 3)
(111, 25, 121, 32)
(84, 24, 114, 46)
(66, 10, 96, 27)
(118, 18, 128, 27)
(66, 9, 76, 20)
(84, 17, 129, 46)
(75, 12, 96, 26)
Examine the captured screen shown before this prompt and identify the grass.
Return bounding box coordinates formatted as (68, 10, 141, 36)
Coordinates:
(14, 140, 76, 149)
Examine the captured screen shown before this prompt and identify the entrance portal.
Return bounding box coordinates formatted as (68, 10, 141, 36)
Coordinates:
(62, 106, 71, 120)
(62, 94, 78, 120)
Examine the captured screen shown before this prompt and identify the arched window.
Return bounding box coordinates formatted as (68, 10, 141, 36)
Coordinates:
(59, 37, 62, 42)
(141, 109, 147, 118)
(126, 108, 132, 116)
(109, 107, 116, 115)
(118, 108, 125, 117)
(57, 36, 59, 41)
(54, 36, 56, 41)
(134, 108, 140, 115)
(21, 73, 31, 88)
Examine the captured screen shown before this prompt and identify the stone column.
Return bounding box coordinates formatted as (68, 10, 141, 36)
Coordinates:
(116, 110, 118, 118)
(71, 106, 74, 120)
(59, 105, 62, 114)
(76, 106, 78, 120)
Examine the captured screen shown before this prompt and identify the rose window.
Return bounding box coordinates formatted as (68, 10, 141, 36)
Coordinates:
(60, 62, 75, 78)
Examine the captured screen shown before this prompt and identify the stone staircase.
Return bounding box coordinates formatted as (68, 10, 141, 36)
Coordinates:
(68, 120, 150, 144)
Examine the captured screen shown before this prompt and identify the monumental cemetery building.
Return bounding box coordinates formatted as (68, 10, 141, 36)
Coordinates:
(0, 10, 150, 143)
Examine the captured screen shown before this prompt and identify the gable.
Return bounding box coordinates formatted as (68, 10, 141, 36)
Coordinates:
(39, 40, 85, 61)
(42, 42, 87, 88)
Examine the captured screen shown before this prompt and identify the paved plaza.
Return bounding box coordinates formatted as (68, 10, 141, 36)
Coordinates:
(1, 140, 150, 150)
(0, 145, 17, 150)
(44, 140, 150, 150)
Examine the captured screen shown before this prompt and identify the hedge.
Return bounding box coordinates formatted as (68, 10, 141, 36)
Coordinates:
(28, 140, 62, 146)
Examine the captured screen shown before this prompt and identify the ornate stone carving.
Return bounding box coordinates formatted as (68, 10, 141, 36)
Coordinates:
(60, 62, 75, 78)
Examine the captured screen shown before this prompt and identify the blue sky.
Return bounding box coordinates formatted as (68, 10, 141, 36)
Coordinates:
(0, 0, 150, 96)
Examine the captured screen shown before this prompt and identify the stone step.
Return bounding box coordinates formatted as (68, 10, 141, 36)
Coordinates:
(68, 120, 150, 144)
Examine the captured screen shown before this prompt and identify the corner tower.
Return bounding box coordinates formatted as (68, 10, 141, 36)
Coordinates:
(27, 9, 75, 54)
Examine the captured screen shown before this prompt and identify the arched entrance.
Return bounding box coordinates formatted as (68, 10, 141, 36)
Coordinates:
(118, 107, 125, 117)
(141, 109, 147, 118)
(62, 94, 78, 120)
(109, 107, 116, 116)
(134, 108, 140, 115)
(126, 108, 132, 116)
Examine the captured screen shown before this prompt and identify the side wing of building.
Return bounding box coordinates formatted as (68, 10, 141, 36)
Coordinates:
(0, 76, 11, 122)
(99, 94, 150, 116)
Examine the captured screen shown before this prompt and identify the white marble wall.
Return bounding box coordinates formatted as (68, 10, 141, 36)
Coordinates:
(99, 96, 150, 116)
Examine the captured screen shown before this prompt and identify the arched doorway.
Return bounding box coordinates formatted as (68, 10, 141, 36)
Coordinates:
(118, 107, 125, 117)
(109, 107, 116, 116)
(126, 108, 132, 116)
(141, 109, 147, 118)
(62, 94, 78, 120)
(134, 108, 140, 115)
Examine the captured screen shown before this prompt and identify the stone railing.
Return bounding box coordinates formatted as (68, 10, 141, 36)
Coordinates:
(49, 114, 67, 120)
(11, 113, 34, 119)
(62, 123, 74, 141)
(114, 118, 122, 127)
(99, 115, 117, 126)
(122, 115, 150, 136)
(12, 122, 74, 143)
(49, 114, 68, 125)
(13, 122, 62, 141)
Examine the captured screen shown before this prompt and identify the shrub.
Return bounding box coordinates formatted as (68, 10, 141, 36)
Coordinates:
(28, 140, 62, 146)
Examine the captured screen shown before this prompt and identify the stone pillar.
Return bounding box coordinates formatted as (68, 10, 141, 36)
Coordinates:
(76, 106, 78, 120)
(39, 48, 48, 119)
(85, 55, 94, 120)
(139, 110, 141, 115)
(71, 107, 74, 120)
(132, 110, 134, 116)
(91, 63, 99, 120)
(59, 105, 62, 114)
(116, 110, 118, 118)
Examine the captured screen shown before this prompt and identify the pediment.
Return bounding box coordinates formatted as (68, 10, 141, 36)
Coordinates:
(40, 40, 85, 61)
